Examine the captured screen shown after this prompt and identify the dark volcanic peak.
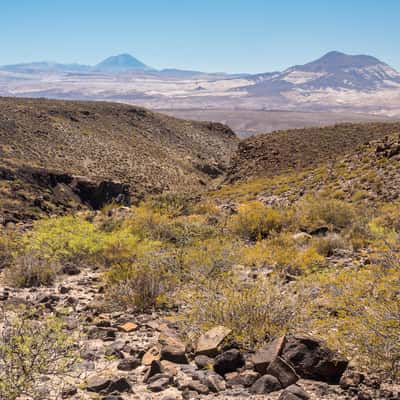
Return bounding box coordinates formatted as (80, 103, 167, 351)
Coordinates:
(95, 53, 152, 72)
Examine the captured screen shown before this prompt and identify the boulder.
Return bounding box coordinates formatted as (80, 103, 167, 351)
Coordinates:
(187, 380, 210, 395)
(142, 346, 160, 365)
(281, 335, 348, 383)
(252, 336, 286, 374)
(108, 378, 131, 393)
(213, 349, 244, 375)
(148, 376, 172, 392)
(86, 375, 131, 394)
(225, 370, 260, 387)
(160, 343, 188, 364)
(279, 384, 310, 400)
(194, 354, 214, 369)
(86, 375, 111, 393)
(267, 356, 299, 388)
(144, 360, 164, 383)
(250, 374, 282, 394)
(203, 372, 226, 392)
(159, 333, 188, 364)
(195, 326, 232, 357)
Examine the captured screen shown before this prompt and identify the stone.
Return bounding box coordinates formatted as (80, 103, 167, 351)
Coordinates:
(357, 392, 373, 400)
(102, 329, 117, 341)
(283, 384, 310, 400)
(102, 397, 123, 400)
(144, 360, 164, 383)
(62, 263, 81, 275)
(59, 286, 70, 294)
(148, 376, 171, 392)
(309, 226, 329, 236)
(267, 356, 299, 388)
(195, 326, 232, 357)
(250, 374, 282, 394)
(86, 375, 111, 393)
(160, 343, 188, 364)
(214, 349, 244, 375)
(118, 322, 138, 332)
(158, 332, 188, 364)
(252, 336, 286, 374)
(61, 385, 77, 398)
(86, 375, 131, 394)
(339, 370, 364, 389)
(226, 370, 260, 387)
(147, 373, 172, 385)
(194, 354, 214, 369)
(281, 335, 348, 383)
(108, 377, 131, 393)
(142, 346, 161, 365)
(279, 392, 304, 400)
(117, 356, 140, 371)
(292, 232, 313, 245)
(187, 380, 210, 395)
(203, 372, 226, 392)
(161, 360, 179, 376)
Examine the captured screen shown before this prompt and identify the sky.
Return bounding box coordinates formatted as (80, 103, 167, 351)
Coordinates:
(0, 0, 399, 74)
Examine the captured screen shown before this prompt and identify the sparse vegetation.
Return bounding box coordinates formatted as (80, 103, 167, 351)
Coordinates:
(1, 117, 400, 394)
(4, 252, 61, 288)
(0, 308, 78, 400)
(182, 276, 306, 348)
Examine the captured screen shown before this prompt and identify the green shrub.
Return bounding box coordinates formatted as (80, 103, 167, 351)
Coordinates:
(0, 233, 13, 270)
(181, 238, 242, 280)
(0, 309, 77, 400)
(20, 216, 103, 264)
(303, 265, 400, 379)
(244, 234, 325, 275)
(229, 201, 288, 241)
(19, 216, 144, 268)
(182, 276, 306, 348)
(312, 233, 347, 257)
(4, 252, 61, 288)
(104, 244, 177, 312)
(297, 197, 356, 231)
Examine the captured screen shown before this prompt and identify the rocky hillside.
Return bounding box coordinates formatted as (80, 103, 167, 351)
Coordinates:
(227, 122, 400, 182)
(0, 97, 238, 223)
(1, 114, 400, 399)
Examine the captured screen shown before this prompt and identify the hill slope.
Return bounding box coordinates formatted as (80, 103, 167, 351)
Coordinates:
(227, 122, 400, 182)
(0, 97, 238, 222)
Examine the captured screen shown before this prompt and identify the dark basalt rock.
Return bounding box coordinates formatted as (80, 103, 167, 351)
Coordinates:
(281, 335, 348, 384)
(213, 349, 244, 375)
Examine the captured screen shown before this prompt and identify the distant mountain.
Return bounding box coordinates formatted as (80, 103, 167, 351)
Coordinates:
(95, 53, 152, 72)
(1, 62, 91, 74)
(0, 51, 399, 117)
(247, 51, 400, 94)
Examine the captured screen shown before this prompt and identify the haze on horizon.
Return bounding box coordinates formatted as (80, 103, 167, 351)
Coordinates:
(1, 0, 399, 74)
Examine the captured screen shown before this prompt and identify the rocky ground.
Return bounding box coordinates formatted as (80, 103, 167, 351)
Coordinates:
(1, 266, 399, 400)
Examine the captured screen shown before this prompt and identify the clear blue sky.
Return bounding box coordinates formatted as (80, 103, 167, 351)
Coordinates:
(1, 0, 399, 73)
